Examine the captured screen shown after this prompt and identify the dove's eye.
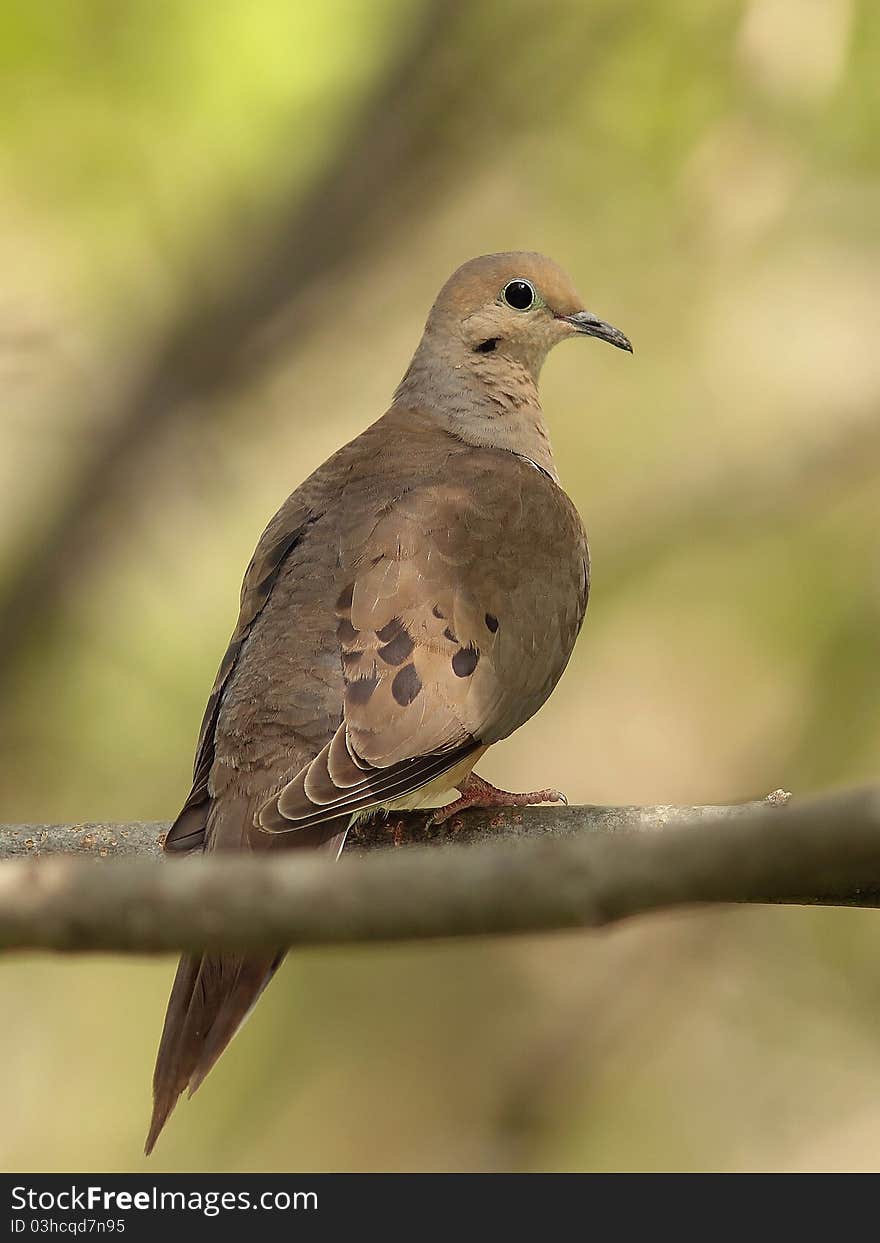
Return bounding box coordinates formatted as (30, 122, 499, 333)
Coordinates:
(502, 279, 535, 311)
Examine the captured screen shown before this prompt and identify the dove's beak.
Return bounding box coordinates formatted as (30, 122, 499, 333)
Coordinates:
(561, 310, 633, 353)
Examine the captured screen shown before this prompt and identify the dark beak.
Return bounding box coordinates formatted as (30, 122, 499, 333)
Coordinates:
(562, 310, 633, 353)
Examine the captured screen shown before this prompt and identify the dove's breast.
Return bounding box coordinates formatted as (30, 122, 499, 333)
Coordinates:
(448, 450, 589, 745)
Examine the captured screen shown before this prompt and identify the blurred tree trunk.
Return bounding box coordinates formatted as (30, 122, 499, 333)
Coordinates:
(0, 0, 603, 712)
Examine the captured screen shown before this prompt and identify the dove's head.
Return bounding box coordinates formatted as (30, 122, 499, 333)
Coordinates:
(423, 251, 632, 378)
(395, 252, 631, 473)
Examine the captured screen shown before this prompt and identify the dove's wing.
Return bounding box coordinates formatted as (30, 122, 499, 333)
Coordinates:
(257, 449, 588, 833)
(164, 490, 320, 853)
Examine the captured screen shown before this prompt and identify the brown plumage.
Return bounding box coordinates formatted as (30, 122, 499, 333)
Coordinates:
(145, 252, 631, 1153)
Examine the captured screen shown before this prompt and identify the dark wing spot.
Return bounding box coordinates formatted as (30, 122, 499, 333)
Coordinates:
(452, 646, 480, 677)
(443, 626, 458, 644)
(347, 673, 379, 705)
(378, 629, 415, 666)
(485, 613, 499, 633)
(342, 649, 363, 668)
(432, 605, 445, 619)
(337, 618, 359, 644)
(376, 617, 405, 643)
(392, 664, 422, 706)
(336, 583, 354, 612)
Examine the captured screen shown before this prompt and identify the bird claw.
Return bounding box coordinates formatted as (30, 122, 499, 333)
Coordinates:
(426, 775, 569, 826)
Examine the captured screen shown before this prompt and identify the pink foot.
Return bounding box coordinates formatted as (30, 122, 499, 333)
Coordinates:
(426, 772, 567, 826)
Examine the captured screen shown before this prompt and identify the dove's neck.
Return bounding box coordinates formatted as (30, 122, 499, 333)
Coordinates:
(394, 332, 559, 481)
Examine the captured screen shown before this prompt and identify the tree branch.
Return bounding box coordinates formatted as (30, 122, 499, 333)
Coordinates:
(0, 791, 789, 861)
(2, 786, 880, 955)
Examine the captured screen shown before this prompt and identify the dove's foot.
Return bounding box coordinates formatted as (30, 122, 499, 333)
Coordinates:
(426, 772, 567, 826)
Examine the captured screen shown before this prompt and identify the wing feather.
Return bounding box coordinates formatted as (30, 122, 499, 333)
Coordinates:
(255, 461, 586, 835)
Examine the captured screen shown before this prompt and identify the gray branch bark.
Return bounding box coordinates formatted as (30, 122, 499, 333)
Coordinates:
(0, 791, 789, 861)
(2, 786, 880, 955)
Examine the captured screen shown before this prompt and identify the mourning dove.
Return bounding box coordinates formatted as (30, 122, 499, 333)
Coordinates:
(145, 252, 631, 1153)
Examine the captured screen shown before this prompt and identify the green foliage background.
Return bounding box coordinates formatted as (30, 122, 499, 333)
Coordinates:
(1, 0, 878, 1171)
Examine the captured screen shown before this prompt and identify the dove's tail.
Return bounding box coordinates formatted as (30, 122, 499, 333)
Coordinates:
(145, 949, 283, 1155)
(145, 812, 350, 1155)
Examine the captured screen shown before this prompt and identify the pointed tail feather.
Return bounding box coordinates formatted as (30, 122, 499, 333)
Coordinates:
(145, 951, 282, 1155)
(145, 817, 350, 1155)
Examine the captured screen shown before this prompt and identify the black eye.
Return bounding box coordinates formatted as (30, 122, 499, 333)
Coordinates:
(502, 279, 535, 311)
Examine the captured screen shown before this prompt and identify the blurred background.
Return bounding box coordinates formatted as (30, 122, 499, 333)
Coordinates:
(1, 0, 879, 1172)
